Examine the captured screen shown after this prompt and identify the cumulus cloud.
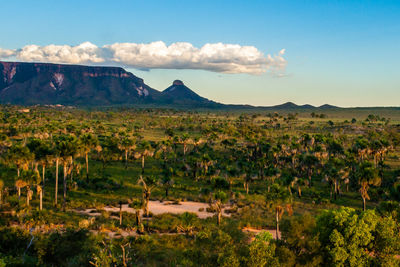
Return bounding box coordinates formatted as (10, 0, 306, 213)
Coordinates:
(0, 48, 16, 58)
(0, 41, 287, 75)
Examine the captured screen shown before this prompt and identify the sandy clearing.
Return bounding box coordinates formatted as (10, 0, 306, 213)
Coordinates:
(75, 201, 232, 219)
(242, 227, 280, 240)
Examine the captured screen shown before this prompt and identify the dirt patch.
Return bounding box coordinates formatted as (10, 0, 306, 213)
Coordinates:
(242, 227, 280, 240)
(75, 201, 232, 219)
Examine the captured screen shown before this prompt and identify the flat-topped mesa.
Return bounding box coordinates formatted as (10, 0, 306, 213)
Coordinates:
(1, 61, 136, 81)
(0, 61, 158, 105)
(172, 80, 184, 86)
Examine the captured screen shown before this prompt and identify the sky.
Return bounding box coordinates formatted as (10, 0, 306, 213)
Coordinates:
(0, 0, 399, 107)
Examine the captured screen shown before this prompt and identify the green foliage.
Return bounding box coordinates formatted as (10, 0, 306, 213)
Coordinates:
(316, 207, 377, 266)
(34, 228, 98, 266)
(280, 214, 322, 266)
(247, 231, 278, 267)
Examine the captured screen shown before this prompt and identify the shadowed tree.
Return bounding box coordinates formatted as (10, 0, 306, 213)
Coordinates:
(324, 158, 346, 200)
(300, 154, 319, 187)
(160, 166, 174, 198)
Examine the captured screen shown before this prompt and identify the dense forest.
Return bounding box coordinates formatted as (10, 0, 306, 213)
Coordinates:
(0, 105, 399, 266)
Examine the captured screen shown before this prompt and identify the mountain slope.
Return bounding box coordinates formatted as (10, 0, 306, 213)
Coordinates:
(0, 61, 160, 105)
(0, 61, 344, 109)
(159, 80, 221, 107)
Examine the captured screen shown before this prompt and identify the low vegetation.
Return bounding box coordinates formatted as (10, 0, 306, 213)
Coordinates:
(0, 105, 399, 266)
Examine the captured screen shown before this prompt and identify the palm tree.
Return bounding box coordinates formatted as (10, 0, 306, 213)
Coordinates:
(357, 162, 380, 211)
(200, 153, 214, 179)
(138, 175, 157, 217)
(0, 179, 4, 206)
(211, 191, 228, 225)
(56, 135, 79, 211)
(160, 166, 174, 198)
(15, 179, 27, 200)
(265, 184, 292, 240)
(27, 139, 51, 196)
(134, 141, 155, 175)
(180, 133, 192, 156)
(99, 136, 120, 172)
(7, 144, 32, 177)
(300, 154, 319, 187)
(19, 170, 40, 207)
(131, 199, 143, 233)
(324, 158, 345, 200)
(51, 137, 62, 206)
(37, 184, 43, 210)
(79, 133, 99, 180)
(118, 136, 136, 169)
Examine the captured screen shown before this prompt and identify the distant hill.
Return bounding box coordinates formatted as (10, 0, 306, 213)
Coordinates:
(0, 61, 349, 110)
(159, 80, 222, 108)
(319, 104, 338, 109)
(271, 102, 316, 109)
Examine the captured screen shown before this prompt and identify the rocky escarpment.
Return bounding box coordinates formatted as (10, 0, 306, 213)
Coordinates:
(0, 61, 160, 105)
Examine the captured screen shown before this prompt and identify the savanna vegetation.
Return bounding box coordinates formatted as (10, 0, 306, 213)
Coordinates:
(0, 105, 399, 266)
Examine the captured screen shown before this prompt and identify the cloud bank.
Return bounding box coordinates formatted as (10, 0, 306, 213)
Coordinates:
(0, 41, 286, 75)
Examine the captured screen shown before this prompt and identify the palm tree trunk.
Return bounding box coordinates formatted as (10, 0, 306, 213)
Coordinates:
(145, 194, 150, 217)
(39, 189, 43, 211)
(334, 180, 337, 200)
(125, 150, 128, 169)
(86, 152, 89, 181)
(42, 165, 46, 195)
(217, 210, 222, 225)
(276, 209, 280, 240)
(141, 155, 145, 175)
(135, 210, 141, 226)
(26, 186, 30, 207)
(362, 196, 366, 211)
(63, 163, 67, 212)
(55, 158, 59, 205)
(119, 203, 123, 226)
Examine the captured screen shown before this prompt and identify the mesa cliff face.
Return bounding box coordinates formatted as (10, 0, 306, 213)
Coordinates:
(0, 61, 160, 105)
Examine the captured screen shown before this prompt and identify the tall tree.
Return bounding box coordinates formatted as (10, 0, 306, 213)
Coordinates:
(138, 175, 157, 217)
(356, 162, 380, 211)
(134, 141, 155, 175)
(55, 135, 79, 211)
(266, 184, 293, 240)
(79, 133, 99, 180)
(118, 135, 136, 169)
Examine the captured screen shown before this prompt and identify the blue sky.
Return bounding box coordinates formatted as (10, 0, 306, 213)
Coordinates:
(1, 0, 399, 107)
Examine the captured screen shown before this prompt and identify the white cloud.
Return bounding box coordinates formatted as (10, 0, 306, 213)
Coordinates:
(0, 41, 287, 75)
(0, 48, 16, 58)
